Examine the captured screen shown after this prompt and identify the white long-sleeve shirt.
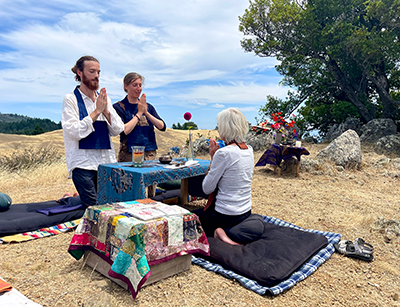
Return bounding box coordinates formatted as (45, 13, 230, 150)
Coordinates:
(202, 144, 254, 215)
(61, 88, 124, 177)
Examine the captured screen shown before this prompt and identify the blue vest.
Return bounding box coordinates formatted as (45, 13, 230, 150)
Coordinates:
(116, 97, 158, 152)
(74, 86, 111, 150)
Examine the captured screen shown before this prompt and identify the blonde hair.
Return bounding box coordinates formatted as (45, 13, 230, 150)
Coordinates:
(123, 72, 145, 93)
(217, 108, 248, 143)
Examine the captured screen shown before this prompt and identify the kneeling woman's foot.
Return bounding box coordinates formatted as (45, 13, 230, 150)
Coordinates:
(214, 228, 242, 246)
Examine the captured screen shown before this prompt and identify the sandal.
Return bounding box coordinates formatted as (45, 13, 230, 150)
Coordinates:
(344, 242, 374, 262)
(334, 240, 353, 254)
(354, 238, 374, 255)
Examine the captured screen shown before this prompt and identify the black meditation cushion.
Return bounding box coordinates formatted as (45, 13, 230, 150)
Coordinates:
(0, 200, 85, 237)
(205, 215, 328, 287)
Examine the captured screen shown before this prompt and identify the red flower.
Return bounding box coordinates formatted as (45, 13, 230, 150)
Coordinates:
(184, 112, 192, 121)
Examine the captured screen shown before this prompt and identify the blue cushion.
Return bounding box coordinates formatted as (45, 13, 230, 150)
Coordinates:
(0, 193, 12, 212)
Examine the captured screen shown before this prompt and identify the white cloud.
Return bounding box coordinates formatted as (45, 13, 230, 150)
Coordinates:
(213, 103, 225, 108)
(0, 0, 285, 128)
(170, 82, 288, 106)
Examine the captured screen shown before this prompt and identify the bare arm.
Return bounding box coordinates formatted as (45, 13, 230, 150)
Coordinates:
(142, 93, 165, 130)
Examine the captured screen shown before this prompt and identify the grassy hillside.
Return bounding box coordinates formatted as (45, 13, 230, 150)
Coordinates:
(0, 128, 220, 157)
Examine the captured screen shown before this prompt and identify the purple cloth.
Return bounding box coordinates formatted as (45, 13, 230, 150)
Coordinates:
(36, 204, 85, 216)
(36, 196, 85, 216)
(255, 144, 310, 167)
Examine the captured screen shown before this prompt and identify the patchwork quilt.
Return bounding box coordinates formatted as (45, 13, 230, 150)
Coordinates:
(68, 200, 210, 299)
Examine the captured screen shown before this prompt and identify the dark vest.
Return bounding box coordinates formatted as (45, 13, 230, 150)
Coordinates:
(74, 86, 111, 150)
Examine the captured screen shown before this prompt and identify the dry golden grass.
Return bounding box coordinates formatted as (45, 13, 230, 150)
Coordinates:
(0, 129, 399, 307)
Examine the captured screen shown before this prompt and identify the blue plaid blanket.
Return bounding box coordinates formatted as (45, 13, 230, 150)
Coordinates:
(192, 215, 341, 295)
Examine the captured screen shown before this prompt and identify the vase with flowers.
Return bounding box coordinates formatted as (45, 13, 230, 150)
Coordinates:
(270, 112, 297, 145)
(184, 112, 195, 161)
(252, 113, 297, 145)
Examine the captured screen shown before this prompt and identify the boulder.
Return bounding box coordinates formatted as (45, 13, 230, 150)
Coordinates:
(359, 118, 397, 143)
(374, 134, 400, 157)
(244, 131, 273, 151)
(193, 137, 210, 156)
(191, 132, 273, 154)
(316, 129, 362, 169)
(325, 117, 362, 141)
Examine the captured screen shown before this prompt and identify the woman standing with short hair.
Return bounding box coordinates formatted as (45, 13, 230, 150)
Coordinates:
(113, 72, 166, 196)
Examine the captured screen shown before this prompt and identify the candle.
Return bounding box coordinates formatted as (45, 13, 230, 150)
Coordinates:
(295, 141, 301, 147)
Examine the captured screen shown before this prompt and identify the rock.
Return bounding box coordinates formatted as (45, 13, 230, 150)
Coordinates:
(325, 117, 362, 141)
(335, 166, 345, 172)
(180, 146, 188, 157)
(281, 157, 298, 173)
(360, 118, 397, 143)
(299, 158, 322, 172)
(374, 134, 400, 157)
(316, 129, 362, 169)
(298, 157, 335, 175)
(190, 132, 273, 154)
(244, 131, 273, 151)
(392, 158, 400, 169)
(372, 157, 391, 168)
(193, 137, 210, 155)
(303, 136, 318, 144)
(371, 217, 400, 239)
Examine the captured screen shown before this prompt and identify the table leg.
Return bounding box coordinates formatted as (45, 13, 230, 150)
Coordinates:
(181, 178, 189, 205)
(273, 165, 281, 177)
(296, 160, 300, 177)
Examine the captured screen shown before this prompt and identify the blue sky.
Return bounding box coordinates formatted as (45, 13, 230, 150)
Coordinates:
(0, 0, 288, 129)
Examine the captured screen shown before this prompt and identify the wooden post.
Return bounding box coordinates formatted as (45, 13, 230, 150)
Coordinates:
(180, 178, 189, 205)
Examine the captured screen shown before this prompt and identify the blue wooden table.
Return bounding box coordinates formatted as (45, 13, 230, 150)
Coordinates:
(97, 159, 211, 205)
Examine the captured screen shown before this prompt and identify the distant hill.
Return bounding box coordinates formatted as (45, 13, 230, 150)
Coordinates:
(0, 113, 61, 135)
(0, 113, 30, 123)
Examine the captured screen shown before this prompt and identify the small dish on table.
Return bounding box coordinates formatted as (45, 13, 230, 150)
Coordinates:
(159, 154, 172, 164)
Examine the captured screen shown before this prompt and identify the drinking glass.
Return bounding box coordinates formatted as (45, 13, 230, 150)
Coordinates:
(132, 146, 145, 167)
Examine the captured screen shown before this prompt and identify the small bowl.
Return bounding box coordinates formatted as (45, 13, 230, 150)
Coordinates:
(159, 154, 172, 164)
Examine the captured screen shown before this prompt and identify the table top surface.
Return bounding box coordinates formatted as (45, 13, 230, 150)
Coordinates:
(99, 159, 211, 174)
(97, 159, 211, 204)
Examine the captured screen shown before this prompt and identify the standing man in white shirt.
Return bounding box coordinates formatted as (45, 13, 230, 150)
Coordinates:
(61, 55, 124, 207)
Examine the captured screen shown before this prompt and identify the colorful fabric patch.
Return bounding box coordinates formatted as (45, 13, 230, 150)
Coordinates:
(183, 214, 197, 242)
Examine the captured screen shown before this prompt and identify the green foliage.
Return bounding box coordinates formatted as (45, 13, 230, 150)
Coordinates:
(0, 116, 61, 135)
(171, 121, 198, 130)
(0, 113, 29, 123)
(239, 0, 400, 130)
(0, 146, 63, 172)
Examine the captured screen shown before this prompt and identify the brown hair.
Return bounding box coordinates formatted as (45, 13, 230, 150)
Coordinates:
(71, 56, 99, 82)
(123, 72, 145, 93)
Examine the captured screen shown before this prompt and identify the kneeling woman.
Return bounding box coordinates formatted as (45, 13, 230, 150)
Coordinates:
(193, 108, 254, 245)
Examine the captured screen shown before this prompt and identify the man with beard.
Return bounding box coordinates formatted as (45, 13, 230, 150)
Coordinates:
(61, 56, 124, 207)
